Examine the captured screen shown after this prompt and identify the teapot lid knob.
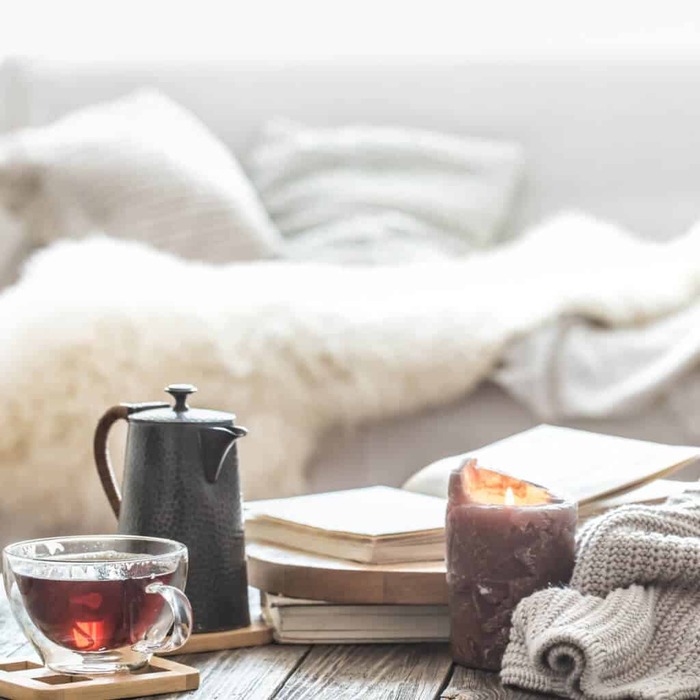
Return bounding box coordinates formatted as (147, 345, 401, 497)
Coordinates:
(166, 384, 198, 412)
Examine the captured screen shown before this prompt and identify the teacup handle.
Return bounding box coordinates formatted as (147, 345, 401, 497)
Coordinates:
(133, 583, 193, 654)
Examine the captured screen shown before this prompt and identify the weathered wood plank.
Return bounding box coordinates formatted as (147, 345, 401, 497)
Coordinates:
(156, 645, 310, 700)
(273, 643, 453, 700)
(441, 666, 552, 700)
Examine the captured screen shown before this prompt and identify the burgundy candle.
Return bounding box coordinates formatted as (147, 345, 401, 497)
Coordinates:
(446, 459, 576, 671)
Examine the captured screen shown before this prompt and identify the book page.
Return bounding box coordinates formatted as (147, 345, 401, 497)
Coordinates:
(579, 479, 698, 517)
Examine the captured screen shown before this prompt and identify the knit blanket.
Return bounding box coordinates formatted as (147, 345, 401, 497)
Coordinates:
(502, 493, 700, 699)
(0, 212, 699, 542)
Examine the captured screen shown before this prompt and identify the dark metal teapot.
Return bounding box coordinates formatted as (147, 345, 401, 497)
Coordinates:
(94, 383, 249, 634)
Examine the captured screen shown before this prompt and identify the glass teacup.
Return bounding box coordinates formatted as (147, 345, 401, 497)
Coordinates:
(3, 535, 193, 675)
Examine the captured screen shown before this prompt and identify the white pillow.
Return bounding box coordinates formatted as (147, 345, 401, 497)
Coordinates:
(246, 119, 524, 264)
(0, 90, 282, 262)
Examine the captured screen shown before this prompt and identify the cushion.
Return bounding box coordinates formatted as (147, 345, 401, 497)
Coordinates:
(0, 89, 282, 262)
(246, 119, 524, 263)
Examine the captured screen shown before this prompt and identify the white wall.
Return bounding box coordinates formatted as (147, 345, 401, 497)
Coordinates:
(2, 0, 700, 60)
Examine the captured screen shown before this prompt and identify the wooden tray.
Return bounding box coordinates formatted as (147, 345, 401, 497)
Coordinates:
(247, 542, 448, 604)
(0, 657, 198, 699)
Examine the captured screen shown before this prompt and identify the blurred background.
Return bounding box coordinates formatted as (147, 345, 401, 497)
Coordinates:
(0, 0, 698, 547)
(4, 0, 700, 60)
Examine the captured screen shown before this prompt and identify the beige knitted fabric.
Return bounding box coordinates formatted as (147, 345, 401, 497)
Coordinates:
(501, 495, 700, 699)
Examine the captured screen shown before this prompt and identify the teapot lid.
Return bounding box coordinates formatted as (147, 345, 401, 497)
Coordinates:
(129, 384, 236, 425)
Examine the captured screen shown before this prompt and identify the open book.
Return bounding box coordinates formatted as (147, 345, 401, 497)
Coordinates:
(404, 424, 699, 508)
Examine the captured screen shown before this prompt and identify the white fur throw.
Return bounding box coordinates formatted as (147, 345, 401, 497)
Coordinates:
(0, 212, 698, 543)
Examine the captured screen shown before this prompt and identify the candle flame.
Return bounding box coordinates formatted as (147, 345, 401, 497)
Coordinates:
(459, 459, 554, 505)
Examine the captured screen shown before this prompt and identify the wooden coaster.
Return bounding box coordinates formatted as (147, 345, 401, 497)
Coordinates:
(166, 619, 273, 655)
(0, 657, 198, 699)
(247, 542, 448, 604)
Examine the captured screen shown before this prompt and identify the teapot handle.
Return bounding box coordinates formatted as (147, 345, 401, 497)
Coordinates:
(94, 403, 169, 518)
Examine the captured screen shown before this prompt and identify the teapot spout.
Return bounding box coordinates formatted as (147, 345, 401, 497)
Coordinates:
(199, 425, 248, 484)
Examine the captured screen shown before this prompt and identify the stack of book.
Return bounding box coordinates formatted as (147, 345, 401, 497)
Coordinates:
(245, 425, 700, 644)
(245, 486, 449, 643)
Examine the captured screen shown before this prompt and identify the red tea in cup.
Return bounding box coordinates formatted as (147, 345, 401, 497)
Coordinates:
(16, 570, 173, 652)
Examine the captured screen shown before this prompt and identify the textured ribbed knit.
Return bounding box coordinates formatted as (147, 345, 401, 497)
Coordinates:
(501, 492, 700, 699)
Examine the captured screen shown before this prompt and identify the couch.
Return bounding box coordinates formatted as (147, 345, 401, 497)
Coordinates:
(1, 55, 698, 508)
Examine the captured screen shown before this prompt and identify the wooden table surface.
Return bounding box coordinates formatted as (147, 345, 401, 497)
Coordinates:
(0, 594, 549, 700)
